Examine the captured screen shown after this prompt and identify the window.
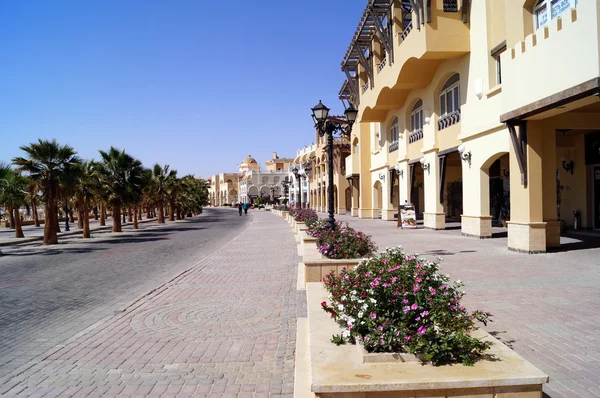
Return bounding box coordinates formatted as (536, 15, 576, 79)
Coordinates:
(534, 0, 548, 29)
(410, 99, 423, 133)
(389, 117, 399, 152)
(439, 74, 460, 116)
(443, 0, 458, 12)
(491, 42, 506, 86)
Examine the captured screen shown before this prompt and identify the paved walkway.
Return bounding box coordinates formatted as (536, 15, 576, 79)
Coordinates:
(320, 212, 600, 398)
(0, 210, 305, 397)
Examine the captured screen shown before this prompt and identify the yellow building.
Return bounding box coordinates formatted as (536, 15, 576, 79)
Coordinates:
(208, 173, 239, 206)
(340, 0, 599, 253)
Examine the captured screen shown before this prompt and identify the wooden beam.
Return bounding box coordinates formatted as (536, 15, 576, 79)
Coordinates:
(507, 122, 528, 186)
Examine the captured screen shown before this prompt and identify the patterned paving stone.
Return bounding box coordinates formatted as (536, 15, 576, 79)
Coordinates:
(0, 209, 305, 397)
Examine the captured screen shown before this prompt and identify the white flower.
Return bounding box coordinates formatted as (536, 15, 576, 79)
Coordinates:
(337, 304, 345, 311)
(342, 330, 350, 338)
(361, 304, 369, 310)
(358, 311, 364, 318)
(341, 295, 347, 301)
(456, 279, 462, 284)
(351, 290, 357, 295)
(369, 298, 377, 304)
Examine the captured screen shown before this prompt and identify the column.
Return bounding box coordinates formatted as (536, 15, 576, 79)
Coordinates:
(382, 168, 396, 221)
(423, 151, 446, 230)
(508, 121, 546, 253)
(351, 177, 360, 216)
(542, 128, 560, 248)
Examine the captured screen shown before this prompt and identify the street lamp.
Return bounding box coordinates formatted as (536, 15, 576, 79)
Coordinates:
(280, 179, 290, 210)
(311, 100, 357, 229)
(292, 167, 302, 209)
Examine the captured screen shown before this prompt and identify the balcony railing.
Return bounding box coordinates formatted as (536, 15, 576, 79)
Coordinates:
(389, 141, 399, 152)
(362, 82, 369, 94)
(438, 109, 461, 131)
(400, 21, 413, 42)
(377, 58, 386, 73)
(409, 129, 423, 143)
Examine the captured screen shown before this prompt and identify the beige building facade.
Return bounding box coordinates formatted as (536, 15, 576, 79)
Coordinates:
(339, 0, 600, 253)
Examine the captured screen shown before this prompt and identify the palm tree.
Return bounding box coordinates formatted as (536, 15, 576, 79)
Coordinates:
(74, 161, 97, 238)
(25, 180, 41, 227)
(151, 164, 176, 224)
(95, 147, 144, 233)
(0, 164, 28, 238)
(13, 139, 82, 245)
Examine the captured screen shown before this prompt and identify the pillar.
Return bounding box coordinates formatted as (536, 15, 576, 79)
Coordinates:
(358, 122, 374, 218)
(542, 129, 560, 248)
(351, 176, 360, 216)
(381, 168, 395, 221)
(508, 121, 547, 253)
(423, 151, 446, 229)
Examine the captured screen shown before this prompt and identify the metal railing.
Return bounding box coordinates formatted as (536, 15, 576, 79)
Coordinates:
(362, 82, 369, 94)
(400, 21, 413, 41)
(389, 141, 399, 152)
(377, 58, 386, 73)
(409, 128, 423, 143)
(438, 109, 461, 130)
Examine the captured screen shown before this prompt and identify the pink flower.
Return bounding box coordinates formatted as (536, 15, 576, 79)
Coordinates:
(417, 326, 427, 335)
(415, 317, 421, 321)
(413, 285, 420, 292)
(440, 285, 446, 290)
(377, 325, 383, 331)
(404, 335, 411, 341)
(391, 277, 398, 283)
(402, 299, 409, 304)
(370, 313, 377, 319)
(415, 278, 422, 283)
(403, 306, 410, 313)
(429, 288, 436, 295)
(420, 311, 429, 317)
(321, 301, 327, 307)
(411, 303, 418, 310)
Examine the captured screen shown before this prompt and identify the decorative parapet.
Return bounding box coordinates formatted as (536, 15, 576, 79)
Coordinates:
(389, 141, 399, 152)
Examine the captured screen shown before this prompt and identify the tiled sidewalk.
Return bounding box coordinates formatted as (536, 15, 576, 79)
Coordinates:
(0, 211, 305, 398)
(319, 212, 600, 398)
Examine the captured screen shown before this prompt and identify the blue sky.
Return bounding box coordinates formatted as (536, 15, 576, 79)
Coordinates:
(0, 1, 364, 178)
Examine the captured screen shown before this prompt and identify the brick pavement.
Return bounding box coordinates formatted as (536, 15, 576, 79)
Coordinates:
(318, 212, 600, 398)
(0, 210, 305, 397)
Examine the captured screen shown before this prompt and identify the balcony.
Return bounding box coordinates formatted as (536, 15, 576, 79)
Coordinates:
(357, 0, 471, 122)
(409, 129, 423, 143)
(501, 1, 600, 119)
(344, 154, 359, 179)
(438, 109, 461, 130)
(388, 141, 399, 152)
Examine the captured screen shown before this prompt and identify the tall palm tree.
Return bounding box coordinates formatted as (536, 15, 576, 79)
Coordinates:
(95, 147, 144, 233)
(13, 139, 82, 245)
(74, 161, 97, 238)
(0, 164, 28, 238)
(151, 164, 176, 224)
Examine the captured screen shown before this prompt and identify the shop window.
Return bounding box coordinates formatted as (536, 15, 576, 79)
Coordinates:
(534, 0, 579, 30)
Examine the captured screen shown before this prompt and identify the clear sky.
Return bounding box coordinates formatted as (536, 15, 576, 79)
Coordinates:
(0, 1, 365, 178)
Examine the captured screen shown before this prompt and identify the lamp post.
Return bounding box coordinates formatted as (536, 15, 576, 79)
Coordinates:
(292, 167, 302, 209)
(301, 164, 312, 208)
(280, 179, 290, 210)
(311, 100, 357, 229)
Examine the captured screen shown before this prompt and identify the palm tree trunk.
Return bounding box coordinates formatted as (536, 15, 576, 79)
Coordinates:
(78, 205, 84, 229)
(112, 201, 122, 232)
(32, 198, 40, 227)
(44, 199, 59, 245)
(128, 208, 133, 222)
(146, 205, 151, 219)
(93, 205, 98, 220)
(13, 207, 24, 238)
(100, 203, 106, 226)
(83, 200, 90, 238)
(168, 200, 175, 221)
(133, 207, 139, 229)
(138, 206, 142, 221)
(7, 205, 14, 229)
(158, 201, 165, 224)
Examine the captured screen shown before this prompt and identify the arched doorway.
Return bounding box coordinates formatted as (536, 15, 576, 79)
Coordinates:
(482, 153, 510, 227)
(373, 181, 383, 219)
(345, 187, 352, 213)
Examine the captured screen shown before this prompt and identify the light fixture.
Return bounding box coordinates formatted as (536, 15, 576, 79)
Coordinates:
(420, 157, 430, 174)
(311, 100, 330, 124)
(475, 78, 484, 100)
(458, 144, 472, 166)
(561, 157, 574, 175)
(379, 172, 386, 181)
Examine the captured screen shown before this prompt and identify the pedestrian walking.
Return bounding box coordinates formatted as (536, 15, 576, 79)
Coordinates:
(238, 203, 243, 216)
(243, 202, 249, 216)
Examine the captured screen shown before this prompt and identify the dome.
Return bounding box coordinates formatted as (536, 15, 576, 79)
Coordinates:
(241, 154, 258, 164)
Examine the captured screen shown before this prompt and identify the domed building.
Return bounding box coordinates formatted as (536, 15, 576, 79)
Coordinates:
(238, 154, 260, 174)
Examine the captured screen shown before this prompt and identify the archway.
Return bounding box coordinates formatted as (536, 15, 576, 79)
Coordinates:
(373, 181, 383, 219)
(482, 153, 510, 228)
(443, 152, 463, 222)
(345, 187, 352, 213)
(410, 163, 424, 216)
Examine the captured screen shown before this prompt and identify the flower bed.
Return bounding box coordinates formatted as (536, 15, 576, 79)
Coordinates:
(321, 247, 492, 366)
(289, 208, 318, 224)
(309, 219, 377, 260)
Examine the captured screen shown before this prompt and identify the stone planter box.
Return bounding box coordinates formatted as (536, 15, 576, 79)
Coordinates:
(357, 343, 424, 364)
(297, 283, 548, 398)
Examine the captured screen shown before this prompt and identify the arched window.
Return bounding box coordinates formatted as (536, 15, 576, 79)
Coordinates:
(389, 117, 399, 152)
(440, 74, 460, 117)
(410, 99, 423, 133)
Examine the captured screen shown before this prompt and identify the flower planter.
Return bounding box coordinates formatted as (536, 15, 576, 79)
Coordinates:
(297, 283, 548, 398)
(357, 343, 424, 364)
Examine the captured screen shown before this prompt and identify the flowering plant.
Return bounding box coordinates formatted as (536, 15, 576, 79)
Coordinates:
(321, 247, 492, 365)
(310, 221, 377, 259)
(290, 208, 318, 224)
